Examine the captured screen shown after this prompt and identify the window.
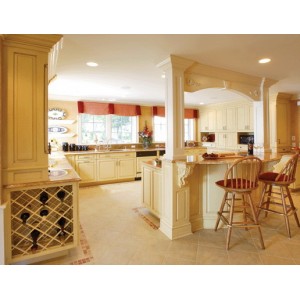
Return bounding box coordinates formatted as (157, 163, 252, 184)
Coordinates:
(80, 114, 137, 144)
(153, 116, 195, 142)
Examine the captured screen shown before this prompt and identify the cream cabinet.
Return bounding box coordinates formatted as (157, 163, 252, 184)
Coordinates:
(75, 154, 96, 183)
(1, 34, 62, 185)
(270, 93, 292, 152)
(97, 152, 136, 183)
(291, 161, 300, 190)
(199, 109, 216, 132)
(215, 132, 237, 149)
(216, 107, 236, 131)
(237, 104, 254, 132)
(141, 163, 162, 218)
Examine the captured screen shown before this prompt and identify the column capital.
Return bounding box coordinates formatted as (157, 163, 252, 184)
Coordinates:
(157, 55, 195, 72)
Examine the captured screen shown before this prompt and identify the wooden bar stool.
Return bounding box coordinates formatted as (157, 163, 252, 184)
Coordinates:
(257, 154, 300, 238)
(214, 157, 265, 250)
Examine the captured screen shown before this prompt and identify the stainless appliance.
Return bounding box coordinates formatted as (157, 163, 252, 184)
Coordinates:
(239, 135, 254, 145)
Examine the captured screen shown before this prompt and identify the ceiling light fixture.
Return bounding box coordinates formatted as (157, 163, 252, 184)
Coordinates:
(161, 74, 166, 79)
(258, 58, 271, 64)
(86, 61, 98, 67)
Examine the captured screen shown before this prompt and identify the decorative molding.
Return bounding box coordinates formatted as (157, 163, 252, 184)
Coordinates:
(176, 162, 195, 188)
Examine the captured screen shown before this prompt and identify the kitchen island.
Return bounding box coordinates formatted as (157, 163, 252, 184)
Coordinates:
(142, 152, 284, 236)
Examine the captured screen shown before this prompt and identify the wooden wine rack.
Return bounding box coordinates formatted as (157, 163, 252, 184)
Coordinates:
(8, 184, 78, 263)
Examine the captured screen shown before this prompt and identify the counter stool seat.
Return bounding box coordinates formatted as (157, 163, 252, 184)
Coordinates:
(215, 157, 265, 250)
(257, 154, 300, 238)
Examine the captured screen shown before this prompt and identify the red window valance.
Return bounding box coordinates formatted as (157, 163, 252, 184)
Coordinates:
(114, 104, 141, 116)
(153, 106, 198, 119)
(152, 106, 165, 117)
(78, 101, 141, 116)
(77, 101, 114, 115)
(184, 108, 199, 119)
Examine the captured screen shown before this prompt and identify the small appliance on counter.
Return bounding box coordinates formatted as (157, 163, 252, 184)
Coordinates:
(62, 142, 69, 152)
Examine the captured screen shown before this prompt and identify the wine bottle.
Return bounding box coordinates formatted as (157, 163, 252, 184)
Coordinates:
(57, 217, 67, 242)
(40, 209, 49, 217)
(57, 190, 66, 202)
(39, 191, 48, 205)
(30, 229, 40, 252)
(20, 212, 30, 224)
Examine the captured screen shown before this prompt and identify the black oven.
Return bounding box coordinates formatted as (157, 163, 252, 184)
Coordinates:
(239, 135, 254, 144)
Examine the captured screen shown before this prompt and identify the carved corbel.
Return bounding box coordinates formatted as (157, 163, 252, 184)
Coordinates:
(176, 162, 195, 188)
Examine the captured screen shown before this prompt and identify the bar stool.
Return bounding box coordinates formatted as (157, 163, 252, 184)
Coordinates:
(257, 153, 300, 238)
(214, 157, 265, 250)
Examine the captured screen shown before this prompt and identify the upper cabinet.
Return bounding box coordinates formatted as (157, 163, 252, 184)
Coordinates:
(237, 103, 254, 132)
(199, 109, 216, 132)
(216, 107, 236, 132)
(1, 34, 62, 185)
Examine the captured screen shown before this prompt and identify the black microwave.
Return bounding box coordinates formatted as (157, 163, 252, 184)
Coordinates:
(239, 135, 254, 145)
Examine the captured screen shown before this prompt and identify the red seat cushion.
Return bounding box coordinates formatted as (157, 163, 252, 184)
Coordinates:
(216, 178, 256, 189)
(258, 172, 288, 182)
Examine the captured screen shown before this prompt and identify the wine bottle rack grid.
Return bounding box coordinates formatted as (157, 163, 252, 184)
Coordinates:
(10, 185, 75, 259)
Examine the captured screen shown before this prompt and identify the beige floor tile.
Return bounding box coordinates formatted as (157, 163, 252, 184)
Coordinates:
(163, 256, 197, 265)
(259, 254, 296, 265)
(165, 240, 198, 261)
(227, 250, 262, 264)
(196, 246, 229, 265)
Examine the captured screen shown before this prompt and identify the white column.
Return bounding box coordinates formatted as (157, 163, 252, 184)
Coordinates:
(157, 55, 194, 239)
(157, 55, 194, 160)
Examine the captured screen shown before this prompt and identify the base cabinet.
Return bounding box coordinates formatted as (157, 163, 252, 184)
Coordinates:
(75, 155, 96, 184)
(141, 163, 162, 218)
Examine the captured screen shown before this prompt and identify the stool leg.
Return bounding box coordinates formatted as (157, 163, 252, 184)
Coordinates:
(226, 193, 235, 250)
(215, 191, 228, 231)
(285, 186, 300, 227)
(280, 186, 292, 238)
(265, 184, 272, 218)
(257, 182, 267, 219)
(242, 194, 248, 231)
(248, 193, 265, 249)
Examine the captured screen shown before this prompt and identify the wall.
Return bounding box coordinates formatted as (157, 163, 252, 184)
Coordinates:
(48, 100, 78, 145)
(48, 100, 156, 146)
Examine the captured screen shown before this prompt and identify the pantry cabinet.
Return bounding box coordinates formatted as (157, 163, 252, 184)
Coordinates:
(1, 35, 62, 185)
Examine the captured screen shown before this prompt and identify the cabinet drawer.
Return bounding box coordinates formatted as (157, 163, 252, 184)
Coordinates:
(98, 152, 136, 160)
(75, 154, 95, 161)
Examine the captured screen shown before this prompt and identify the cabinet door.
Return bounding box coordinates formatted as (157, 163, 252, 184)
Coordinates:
(76, 160, 96, 183)
(226, 107, 236, 131)
(207, 110, 216, 131)
(226, 132, 237, 148)
(142, 167, 152, 207)
(97, 160, 117, 181)
(237, 106, 247, 131)
(199, 111, 209, 131)
(118, 158, 136, 179)
(152, 170, 162, 217)
(276, 101, 290, 147)
(215, 133, 226, 148)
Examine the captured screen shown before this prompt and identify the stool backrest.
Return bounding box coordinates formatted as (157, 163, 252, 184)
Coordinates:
(275, 153, 298, 183)
(224, 156, 262, 191)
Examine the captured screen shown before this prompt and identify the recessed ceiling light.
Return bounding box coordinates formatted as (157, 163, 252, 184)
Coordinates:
(258, 58, 271, 64)
(86, 62, 98, 67)
(161, 74, 166, 79)
(199, 102, 204, 105)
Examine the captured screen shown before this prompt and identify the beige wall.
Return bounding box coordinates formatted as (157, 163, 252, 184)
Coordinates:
(48, 100, 155, 146)
(48, 100, 78, 145)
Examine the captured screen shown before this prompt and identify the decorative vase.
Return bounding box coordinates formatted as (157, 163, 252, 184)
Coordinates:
(143, 139, 150, 149)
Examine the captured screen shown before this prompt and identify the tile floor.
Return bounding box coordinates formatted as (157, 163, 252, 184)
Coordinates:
(39, 180, 300, 265)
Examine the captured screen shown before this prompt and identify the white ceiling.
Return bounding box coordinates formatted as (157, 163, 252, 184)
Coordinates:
(48, 34, 300, 107)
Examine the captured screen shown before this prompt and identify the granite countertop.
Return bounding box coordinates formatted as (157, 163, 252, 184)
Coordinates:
(63, 148, 166, 155)
(4, 155, 81, 189)
(182, 152, 285, 165)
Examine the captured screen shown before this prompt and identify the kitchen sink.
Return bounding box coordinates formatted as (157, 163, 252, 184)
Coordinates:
(48, 169, 68, 177)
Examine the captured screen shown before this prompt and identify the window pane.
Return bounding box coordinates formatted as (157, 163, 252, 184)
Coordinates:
(153, 116, 166, 142)
(79, 114, 137, 144)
